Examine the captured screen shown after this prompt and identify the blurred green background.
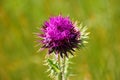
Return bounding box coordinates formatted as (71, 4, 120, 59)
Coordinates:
(0, 0, 120, 80)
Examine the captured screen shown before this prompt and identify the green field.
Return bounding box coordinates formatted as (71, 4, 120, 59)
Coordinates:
(0, 0, 120, 80)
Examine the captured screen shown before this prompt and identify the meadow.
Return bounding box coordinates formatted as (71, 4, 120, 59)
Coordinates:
(0, 0, 120, 80)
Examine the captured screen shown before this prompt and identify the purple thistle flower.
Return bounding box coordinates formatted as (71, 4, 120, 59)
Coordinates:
(37, 15, 81, 58)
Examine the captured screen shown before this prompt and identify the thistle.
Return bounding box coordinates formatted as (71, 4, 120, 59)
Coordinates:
(35, 15, 89, 80)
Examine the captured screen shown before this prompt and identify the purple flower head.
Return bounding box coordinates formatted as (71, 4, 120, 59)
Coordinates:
(37, 15, 81, 58)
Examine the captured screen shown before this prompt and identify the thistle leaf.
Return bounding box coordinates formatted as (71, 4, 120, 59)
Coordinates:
(47, 59, 60, 73)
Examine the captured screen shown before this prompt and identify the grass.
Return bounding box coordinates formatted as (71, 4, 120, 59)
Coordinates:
(0, 0, 120, 80)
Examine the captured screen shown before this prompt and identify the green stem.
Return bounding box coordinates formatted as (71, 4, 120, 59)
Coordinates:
(62, 56, 66, 80)
(57, 55, 62, 80)
(57, 55, 68, 80)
